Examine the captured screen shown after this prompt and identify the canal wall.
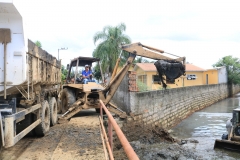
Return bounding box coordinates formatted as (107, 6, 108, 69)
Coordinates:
(112, 74, 240, 132)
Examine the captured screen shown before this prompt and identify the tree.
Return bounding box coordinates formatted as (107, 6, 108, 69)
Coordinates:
(35, 40, 42, 48)
(61, 65, 68, 83)
(92, 64, 102, 81)
(213, 55, 240, 84)
(93, 23, 131, 76)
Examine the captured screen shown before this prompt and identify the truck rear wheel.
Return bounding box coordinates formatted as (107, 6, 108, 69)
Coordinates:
(49, 97, 58, 126)
(35, 101, 50, 136)
(61, 88, 76, 113)
(57, 98, 62, 114)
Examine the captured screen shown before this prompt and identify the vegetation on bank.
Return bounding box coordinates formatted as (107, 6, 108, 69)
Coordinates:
(213, 55, 240, 85)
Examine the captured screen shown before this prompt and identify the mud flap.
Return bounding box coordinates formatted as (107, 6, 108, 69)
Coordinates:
(214, 139, 240, 152)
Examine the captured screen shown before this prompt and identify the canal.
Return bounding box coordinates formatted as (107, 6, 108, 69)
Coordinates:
(170, 93, 240, 159)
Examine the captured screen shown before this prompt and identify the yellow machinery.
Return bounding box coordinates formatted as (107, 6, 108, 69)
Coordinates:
(59, 42, 186, 122)
(214, 108, 240, 152)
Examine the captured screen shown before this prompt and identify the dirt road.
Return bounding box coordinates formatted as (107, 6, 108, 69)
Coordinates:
(0, 110, 106, 160)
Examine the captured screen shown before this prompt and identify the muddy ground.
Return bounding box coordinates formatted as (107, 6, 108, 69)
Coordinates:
(0, 111, 106, 160)
(0, 111, 239, 160)
(113, 120, 239, 160)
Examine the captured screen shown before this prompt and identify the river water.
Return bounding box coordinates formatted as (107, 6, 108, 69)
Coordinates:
(170, 93, 240, 159)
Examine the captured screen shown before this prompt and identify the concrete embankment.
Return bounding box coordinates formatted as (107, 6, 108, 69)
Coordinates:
(112, 73, 240, 130)
(112, 77, 240, 159)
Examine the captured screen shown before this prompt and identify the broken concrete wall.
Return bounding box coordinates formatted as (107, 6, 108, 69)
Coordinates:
(113, 83, 240, 130)
(112, 73, 131, 113)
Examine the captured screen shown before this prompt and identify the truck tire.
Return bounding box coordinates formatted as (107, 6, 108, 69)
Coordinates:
(57, 98, 62, 114)
(61, 88, 76, 113)
(49, 97, 58, 126)
(34, 101, 50, 136)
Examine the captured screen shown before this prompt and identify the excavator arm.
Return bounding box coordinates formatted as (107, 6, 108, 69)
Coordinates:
(121, 42, 185, 62)
(102, 42, 186, 105)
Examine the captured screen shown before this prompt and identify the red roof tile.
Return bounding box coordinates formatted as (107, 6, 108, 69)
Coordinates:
(135, 63, 156, 71)
(135, 63, 205, 72)
(186, 63, 205, 71)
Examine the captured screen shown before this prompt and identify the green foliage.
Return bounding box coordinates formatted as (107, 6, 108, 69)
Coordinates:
(137, 80, 148, 92)
(61, 65, 68, 83)
(93, 23, 131, 75)
(213, 55, 240, 84)
(93, 64, 102, 81)
(35, 40, 42, 48)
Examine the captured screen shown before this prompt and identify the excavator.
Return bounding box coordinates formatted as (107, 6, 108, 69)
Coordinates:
(58, 42, 186, 122)
(214, 108, 240, 152)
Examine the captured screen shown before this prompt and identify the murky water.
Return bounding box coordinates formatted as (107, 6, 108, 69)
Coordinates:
(171, 93, 240, 159)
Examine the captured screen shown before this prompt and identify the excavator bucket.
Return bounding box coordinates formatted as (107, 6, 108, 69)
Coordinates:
(154, 60, 185, 88)
(214, 139, 240, 152)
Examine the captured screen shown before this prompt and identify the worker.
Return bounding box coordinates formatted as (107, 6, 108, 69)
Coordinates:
(82, 64, 95, 84)
(226, 118, 232, 139)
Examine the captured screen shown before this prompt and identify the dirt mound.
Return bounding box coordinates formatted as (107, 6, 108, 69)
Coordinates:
(118, 118, 176, 145)
(138, 125, 175, 144)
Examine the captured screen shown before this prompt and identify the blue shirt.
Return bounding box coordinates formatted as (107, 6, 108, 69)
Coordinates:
(82, 70, 92, 78)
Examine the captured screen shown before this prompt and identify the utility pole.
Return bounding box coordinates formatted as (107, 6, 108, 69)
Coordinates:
(58, 47, 68, 60)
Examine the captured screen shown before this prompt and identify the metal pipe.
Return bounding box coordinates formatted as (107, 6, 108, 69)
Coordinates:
(108, 120, 113, 151)
(99, 116, 114, 160)
(74, 59, 79, 84)
(99, 100, 139, 160)
(99, 124, 109, 160)
(4, 42, 7, 99)
(28, 70, 29, 100)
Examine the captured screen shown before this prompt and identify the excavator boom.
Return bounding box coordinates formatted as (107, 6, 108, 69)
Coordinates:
(103, 42, 186, 104)
(121, 42, 185, 62)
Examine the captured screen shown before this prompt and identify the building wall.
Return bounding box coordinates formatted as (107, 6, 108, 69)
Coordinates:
(184, 71, 204, 86)
(135, 68, 206, 89)
(203, 70, 218, 84)
(218, 67, 227, 84)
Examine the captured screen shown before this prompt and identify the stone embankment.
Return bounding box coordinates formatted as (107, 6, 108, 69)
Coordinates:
(112, 83, 240, 159)
(113, 73, 240, 130)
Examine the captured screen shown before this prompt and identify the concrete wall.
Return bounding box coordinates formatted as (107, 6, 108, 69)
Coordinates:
(112, 73, 132, 113)
(218, 67, 227, 84)
(112, 77, 240, 130)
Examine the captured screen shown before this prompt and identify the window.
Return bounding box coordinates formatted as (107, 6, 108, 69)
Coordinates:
(187, 74, 196, 80)
(138, 75, 147, 84)
(152, 75, 160, 84)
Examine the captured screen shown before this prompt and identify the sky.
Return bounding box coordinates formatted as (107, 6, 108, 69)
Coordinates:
(14, 0, 240, 69)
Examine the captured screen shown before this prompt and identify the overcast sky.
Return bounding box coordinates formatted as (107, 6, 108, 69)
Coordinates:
(15, 0, 240, 69)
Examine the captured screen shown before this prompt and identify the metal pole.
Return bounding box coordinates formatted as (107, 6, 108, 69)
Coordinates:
(99, 100, 139, 160)
(4, 42, 7, 99)
(99, 116, 114, 160)
(74, 59, 79, 84)
(108, 120, 113, 151)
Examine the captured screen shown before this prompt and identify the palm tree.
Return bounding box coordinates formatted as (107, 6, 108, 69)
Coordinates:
(93, 23, 131, 77)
